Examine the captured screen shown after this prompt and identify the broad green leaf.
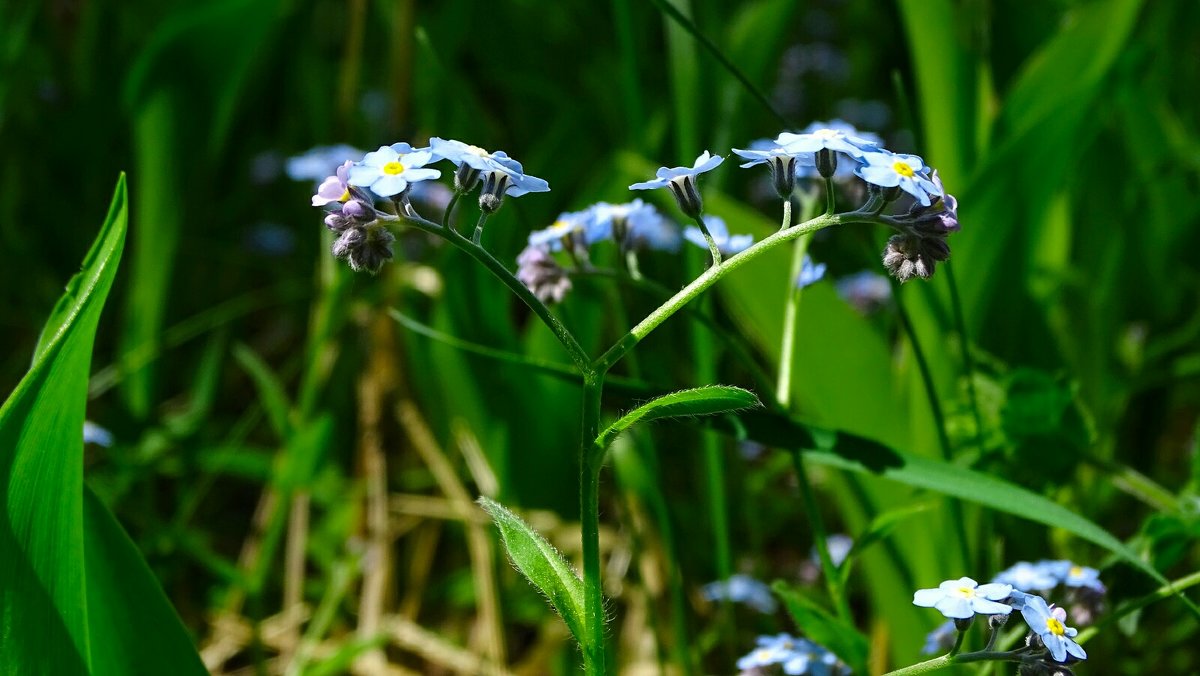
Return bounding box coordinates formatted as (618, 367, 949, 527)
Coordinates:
(0, 177, 129, 671)
(478, 497, 587, 647)
(83, 487, 207, 675)
(773, 582, 869, 674)
(1, 177, 206, 671)
(597, 385, 761, 451)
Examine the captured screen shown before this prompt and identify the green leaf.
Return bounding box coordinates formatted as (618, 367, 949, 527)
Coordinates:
(772, 582, 869, 674)
(597, 385, 761, 451)
(0, 176, 204, 671)
(83, 487, 207, 675)
(232, 342, 295, 441)
(478, 497, 587, 648)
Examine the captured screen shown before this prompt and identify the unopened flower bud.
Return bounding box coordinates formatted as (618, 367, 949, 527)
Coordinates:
(332, 224, 394, 274)
(815, 148, 837, 179)
(479, 171, 513, 214)
(988, 612, 1010, 630)
(342, 198, 376, 223)
(516, 244, 572, 304)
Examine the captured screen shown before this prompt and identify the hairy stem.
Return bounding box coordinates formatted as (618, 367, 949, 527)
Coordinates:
(580, 371, 607, 675)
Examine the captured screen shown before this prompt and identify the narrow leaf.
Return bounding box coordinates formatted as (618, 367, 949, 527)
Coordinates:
(232, 342, 295, 440)
(773, 582, 869, 674)
(598, 385, 760, 451)
(478, 497, 587, 647)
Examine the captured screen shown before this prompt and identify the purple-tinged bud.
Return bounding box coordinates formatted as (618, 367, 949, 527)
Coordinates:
(516, 244, 573, 304)
(331, 224, 394, 274)
(342, 198, 376, 223)
(325, 212, 351, 232)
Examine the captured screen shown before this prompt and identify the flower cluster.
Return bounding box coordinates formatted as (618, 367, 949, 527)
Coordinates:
(516, 198, 683, 303)
(737, 633, 849, 675)
(913, 574, 1093, 667)
(304, 139, 549, 273)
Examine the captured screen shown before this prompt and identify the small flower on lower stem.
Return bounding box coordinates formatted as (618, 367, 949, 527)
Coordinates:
(913, 577, 1014, 619)
(629, 151, 724, 219)
(348, 144, 441, 197)
(684, 216, 752, 256)
(993, 561, 1060, 593)
(732, 142, 814, 200)
(331, 223, 395, 274)
(515, 244, 573, 304)
(855, 151, 940, 206)
(1021, 595, 1087, 663)
(797, 256, 827, 289)
(590, 199, 681, 252)
(922, 619, 958, 655)
(1060, 563, 1105, 594)
(528, 209, 596, 252)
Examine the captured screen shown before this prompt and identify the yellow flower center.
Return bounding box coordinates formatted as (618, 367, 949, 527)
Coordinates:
(1045, 617, 1066, 636)
(549, 220, 574, 233)
(813, 128, 839, 138)
(466, 144, 490, 157)
(1069, 566, 1083, 577)
(893, 161, 915, 178)
(339, 189, 350, 202)
(383, 161, 405, 176)
(954, 586, 977, 599)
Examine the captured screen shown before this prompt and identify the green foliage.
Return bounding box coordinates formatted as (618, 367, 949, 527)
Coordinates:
(0, 178, 204, 673)
(597, 385, 761, 451)
(773, 581, 869, 674)
(479, 497, 588, 649)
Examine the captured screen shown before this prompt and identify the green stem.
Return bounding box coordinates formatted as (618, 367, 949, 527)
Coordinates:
(395, 213, 592, 370)
(441, 191, 462, 230)
(580, 371, 607, 675)
(1074, 567, 1200, 644)
(596, 210, 874, 372)
(882, 650, 1025, 676)
(691, 215, 724, 267)
(824, 177, 836, 214)
(779, 196, 792, 231)
(471, 211, 490, 245)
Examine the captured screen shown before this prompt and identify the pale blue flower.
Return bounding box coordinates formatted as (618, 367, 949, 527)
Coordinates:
(630, 151, 723, 218)
(348, 145, 441, 197)
(797, 256, 827, 288)
(428, 137, 523, 174)
(1059, 562, 1105, 593)
(83, 421, 113, 447)
(810, 534, 853, 569)
(286, 144, 364, 182)
(684, 216, 751, 256)
(701, 574, 777, 614)
(993, 561, 1059, 592)
(1020, 595, 1087, 663)
(737, 634, 810, 671)
(913, 577, 1014, 619)
(429, 138, 549, 208)
(528, 209, 596, 251)
(776, 122, 879, 159)
(783, 642, 843, 676)
(590, 199, 681, 252)
(629, 150, 724, 190)
(855, 151, 940, 206)
(731, 142, 816, 169)
(921, 620, 957, 655)
(835, 271, 891, 313)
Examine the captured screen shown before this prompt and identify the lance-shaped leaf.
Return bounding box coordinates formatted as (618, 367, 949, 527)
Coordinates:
(773, 582, 869, 674)
(597, 385, 760, 451)
(479, 498, 587, 648)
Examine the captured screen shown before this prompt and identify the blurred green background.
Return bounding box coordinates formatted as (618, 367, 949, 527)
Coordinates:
(2, 0, 1199, 673)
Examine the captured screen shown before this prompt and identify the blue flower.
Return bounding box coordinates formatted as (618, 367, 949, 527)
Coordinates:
(1060, 562, 1105, 593)
(429, 138, 549, 206)
(913, 577, 1014, 619)
(528, 209, 596, 251)
(286, 144, 364, 182)
(835, 271, 891, 313)
(83, 421, 114, 447)
(993, 561, 1060, 592)
(731, 142, 815, 169)
(1020, 595, 1087, 663)
(776, 124, 879, 158)
(590, 199, 681, 252)
(630, 151, 724, 218)
(797, 256, 827, 289)
(921, 620, 957, 655)
(783, 643, 843, 676)
(701, 574, 777, 614)
(737, 634, 807, 671)
(855, 151, 941, 206)
(732, 141, 815, 199)
(684, 216, 752, 255)
(348, 144, 441, 197)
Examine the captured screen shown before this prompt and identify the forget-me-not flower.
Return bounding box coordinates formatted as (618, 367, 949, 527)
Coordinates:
(589, 199, 681, 252)
(1020, 595, 1087, 662)
(1061, 563, 1105, 593)
(684, 216, 752, 256)
(777, 122, 879, 179)
(348, 144, 441, 198)
(630, 151, 723, 218)
(855, 150, 940, 206)
(993, 561, 1060, 592)
(83, 421, 114, 447)
(286, 144, 364, 182)
(312, 161, 355, 207)
(732, 141, 815, 199)
(738, 634, 807, 671)
(913, 577, 1014, 619)
(528, 209, 596, 252)
(429, 138, 549, 212)
(701, 574, 777, 614)
(797, 255, 827, 289)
